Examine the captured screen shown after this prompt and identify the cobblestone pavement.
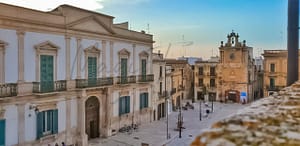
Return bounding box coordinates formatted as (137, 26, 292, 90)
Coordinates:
(89, 101, 248, 146)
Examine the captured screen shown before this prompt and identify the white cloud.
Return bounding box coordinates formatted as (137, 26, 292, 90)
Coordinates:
(0, 0, 104, 11)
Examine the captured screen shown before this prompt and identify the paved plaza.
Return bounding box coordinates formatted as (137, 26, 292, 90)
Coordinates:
(89, 101, 248, 146)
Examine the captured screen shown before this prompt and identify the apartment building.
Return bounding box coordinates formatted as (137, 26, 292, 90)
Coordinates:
(262, 50, 293, 96)
(165, 59, 191, 111)
(152, 53, 168, 120)
(194, 57, 219, 101)
(0, 3, 153, 146)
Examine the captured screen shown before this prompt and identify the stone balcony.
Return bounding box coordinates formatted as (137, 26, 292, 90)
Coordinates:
(75, 77, 113, 88)
(191, 81, 300, 146)
(32, 80, 66, 93)
(0, 83, 17, 97)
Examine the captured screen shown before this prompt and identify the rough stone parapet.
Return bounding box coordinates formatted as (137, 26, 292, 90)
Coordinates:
(191, 81, 300, 146)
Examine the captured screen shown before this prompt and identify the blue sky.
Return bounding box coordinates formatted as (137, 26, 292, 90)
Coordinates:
(0, 0, 288, 59)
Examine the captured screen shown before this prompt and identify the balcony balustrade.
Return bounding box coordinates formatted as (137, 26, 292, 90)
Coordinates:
(158, 90, 168, 98)
(170, 88, 177, 95)
(0, 83, 17, 98)
(33, 80, 66, 93)
(116, 76, 136, 84)
(138, 74, 154, 83)
(76, 77, 113, 88)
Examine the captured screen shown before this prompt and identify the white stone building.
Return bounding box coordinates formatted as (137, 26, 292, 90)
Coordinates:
(0, 3, 153, 146)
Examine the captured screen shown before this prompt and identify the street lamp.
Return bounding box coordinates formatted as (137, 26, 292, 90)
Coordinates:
(165, 66, 174, 139)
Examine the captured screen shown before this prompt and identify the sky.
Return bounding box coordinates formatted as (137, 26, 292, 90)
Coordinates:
(0, 0, 288, 59)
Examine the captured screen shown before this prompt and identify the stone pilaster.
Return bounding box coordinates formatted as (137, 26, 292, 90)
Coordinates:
(110, 41, 114, 77)
(149, 47, 153, 74)
(65, 36, 71, 80)
(76, 38, 82, 79)
(64, 97, 73, 145)
(17, 30, 25, 82)
(102, 41, 106, 77)
(17, 103, 25, 145)
(0, 44, 5, 84)
(77, 96, 87, 146)
(132, 44, 136, 75)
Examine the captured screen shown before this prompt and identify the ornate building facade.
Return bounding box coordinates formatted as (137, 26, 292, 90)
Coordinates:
(262, 50, 294, 96)
(0, 3, 153, 146)
(218, 32, 255, 103)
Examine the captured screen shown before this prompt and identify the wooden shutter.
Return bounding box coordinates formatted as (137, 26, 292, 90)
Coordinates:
(141, 59, 147, 81)
(140, 94, 143, 109)
(36, 112, 43, 139)
(119, 98, 122, 116)
(125, 96, 130, 113)
(52, 109, 58, 134)
(88, 57, 97, 86)
(121, 58, 127, 83)
(0, 119, 5, 146)
(40, 55, 54, 92)
(145, 93, 148, 108)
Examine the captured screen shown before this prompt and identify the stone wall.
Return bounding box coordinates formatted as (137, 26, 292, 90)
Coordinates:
(191, 81, 300, 146)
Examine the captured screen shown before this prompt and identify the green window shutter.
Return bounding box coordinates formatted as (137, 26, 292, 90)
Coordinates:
(52, 109, 58, 134)
(0, 119, 5, 146)
(88, 57, 97, 86)
(145, 93, 148, 108)
(142, 59, 147, 76)
(126, 96, 130, 113)
(121, 59, 128, 83)
(37, 112, 43, 139)
(40, 55, 54, 92)
(47, 111, 52, 131)
(140, 94, 143, 109)
(119, 98, 122, 116)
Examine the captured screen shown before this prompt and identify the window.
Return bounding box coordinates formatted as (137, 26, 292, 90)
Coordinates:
(210, 67, 215, 76)
(0, 119, 5, 146)
(159, 66, 163, 77)
(198, 79, 203, 86)
(199, 67, 203, 75)
(0, 40, 7, 83)
(140, 93, 149, 109)
(210, 79, 215, 87)
(141, 59, 147, 75)
(160, 82, 162, 94)
(119, 96, 130, 116)
(88, 57, 97, 86)
(270, 63, 275, 72)
(37, 109, 58, 139)
(270, 78, 275, 89)
(121, 58, 128, 83)
(40, 55, 54, 92)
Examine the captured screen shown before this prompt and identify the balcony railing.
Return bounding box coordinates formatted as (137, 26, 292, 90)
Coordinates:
(0, 83, 17, 98)
(138, 74, 154, 83)
(33, 80, 66, 93)
(158, 91, 168, 98)
(116, 76, 136, 84)
(170, 88, 176, 95)
(210, 73, 217, 76)
(76, 77, 113, 88)
(267, 85, 285, 91)
(178, 85, 185, 91)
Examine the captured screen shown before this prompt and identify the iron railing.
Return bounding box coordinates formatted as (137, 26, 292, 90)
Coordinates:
(116, 76, 136, 84)
(0, 83, 17, 98)
(170, 88, 176, 95)
(33, 80, 66, 93)
(138, 74, 154, 82)
(76, 77, 113, 88)
(158, 91, 168, 98)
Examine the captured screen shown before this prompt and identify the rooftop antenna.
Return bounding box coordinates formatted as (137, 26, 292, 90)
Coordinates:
(147, 23, 150, 34)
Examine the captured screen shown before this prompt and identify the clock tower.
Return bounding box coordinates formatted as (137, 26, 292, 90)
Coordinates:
(218, 31, 254, 103)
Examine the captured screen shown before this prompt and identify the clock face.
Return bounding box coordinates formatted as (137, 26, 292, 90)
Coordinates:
(230, 53, 235, 60)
